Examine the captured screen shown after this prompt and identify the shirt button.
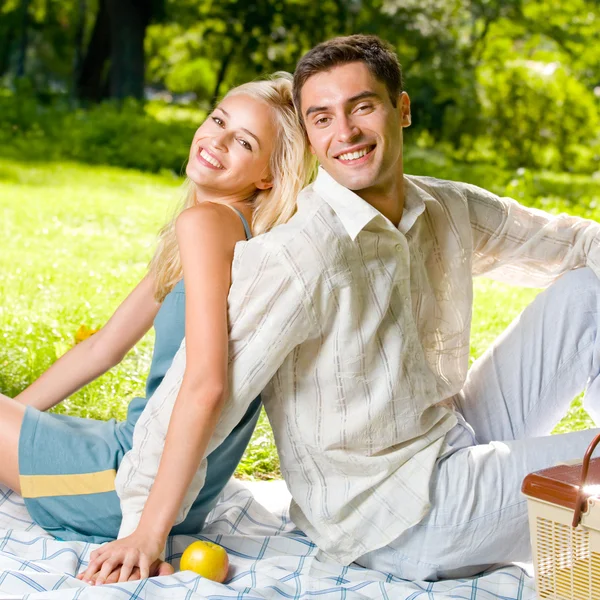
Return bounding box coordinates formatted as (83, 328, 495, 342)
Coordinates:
(395, 243, 403, 251)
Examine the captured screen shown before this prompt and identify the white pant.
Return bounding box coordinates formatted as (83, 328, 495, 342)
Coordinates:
(356, 267, 600, 581)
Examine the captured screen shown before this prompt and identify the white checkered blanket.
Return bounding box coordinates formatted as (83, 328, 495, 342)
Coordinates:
(0, 481, 536, 599)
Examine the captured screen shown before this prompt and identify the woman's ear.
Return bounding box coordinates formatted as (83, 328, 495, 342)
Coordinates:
(256, 175, 274, 191)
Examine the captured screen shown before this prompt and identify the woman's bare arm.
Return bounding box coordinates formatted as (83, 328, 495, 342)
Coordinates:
(79, 202, 247, 584)
(15, 275, 160, 412)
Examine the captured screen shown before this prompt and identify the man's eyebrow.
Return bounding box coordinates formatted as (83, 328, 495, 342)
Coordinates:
(304, 91, 381, 118)
(214, 107, 261, 148)
(305, 104, 329, 118)
(347, 91, 380, 104)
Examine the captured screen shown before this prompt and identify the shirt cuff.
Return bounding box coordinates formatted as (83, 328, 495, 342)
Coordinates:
(587, 232, 600, 281)
(117, 513, 140, 540)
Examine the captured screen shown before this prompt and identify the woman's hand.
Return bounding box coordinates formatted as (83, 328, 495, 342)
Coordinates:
(78, 562, 174, 585)
(76, 531, 169, 585)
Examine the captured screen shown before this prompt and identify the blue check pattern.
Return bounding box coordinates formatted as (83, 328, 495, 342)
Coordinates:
(0, 481, 535, 599)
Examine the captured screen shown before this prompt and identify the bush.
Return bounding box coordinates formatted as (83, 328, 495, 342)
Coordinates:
(0, 89, 202, 173)
(476, 61, 600, 173)
(404, 147, 600, 216)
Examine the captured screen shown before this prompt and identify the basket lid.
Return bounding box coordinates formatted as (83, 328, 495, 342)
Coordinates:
(522, 458, 600, 511)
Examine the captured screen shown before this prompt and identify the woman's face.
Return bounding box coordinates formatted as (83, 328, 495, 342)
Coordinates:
(186, 93, 277, 200)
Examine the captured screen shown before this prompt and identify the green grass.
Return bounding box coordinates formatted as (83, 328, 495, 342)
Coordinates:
(1, 155, 599, 480)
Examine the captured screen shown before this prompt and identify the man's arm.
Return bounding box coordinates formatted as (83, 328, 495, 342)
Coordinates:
(115, 238, 316, 541)
(463, 182, 600, 286)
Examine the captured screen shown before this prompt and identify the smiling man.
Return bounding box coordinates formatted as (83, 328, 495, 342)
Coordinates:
(115, 35, 600, 582)
(298, 61, 408, 226)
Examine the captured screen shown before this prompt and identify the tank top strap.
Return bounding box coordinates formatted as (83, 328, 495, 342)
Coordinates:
(223, 204, 253, 240)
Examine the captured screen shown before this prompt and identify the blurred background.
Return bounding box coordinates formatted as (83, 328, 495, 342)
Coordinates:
(1, 0, 599, 173)
(1, 0, 599, 479)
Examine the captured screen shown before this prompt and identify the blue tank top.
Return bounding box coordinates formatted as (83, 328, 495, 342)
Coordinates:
(118, 207, 261, 531)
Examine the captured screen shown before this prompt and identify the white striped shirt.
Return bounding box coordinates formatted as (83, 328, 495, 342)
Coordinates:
(116, 167, 600, 564)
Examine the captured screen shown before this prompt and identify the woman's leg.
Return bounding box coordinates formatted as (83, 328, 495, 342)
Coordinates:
(0, 393, 25, 494)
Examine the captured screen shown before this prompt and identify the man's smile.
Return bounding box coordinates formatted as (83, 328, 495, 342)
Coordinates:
(334, 144, 376, 165)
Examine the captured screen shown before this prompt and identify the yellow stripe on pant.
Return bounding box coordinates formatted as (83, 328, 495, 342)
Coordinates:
(20, 469, 116, 498)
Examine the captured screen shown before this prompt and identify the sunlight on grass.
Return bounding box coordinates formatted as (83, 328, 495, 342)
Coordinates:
(0, 159, 176, 419)
(1, 157, 598, 480)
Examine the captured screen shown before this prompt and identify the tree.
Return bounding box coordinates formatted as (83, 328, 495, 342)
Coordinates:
(16, 0, 30, 77)
(77, 0, 165, 101)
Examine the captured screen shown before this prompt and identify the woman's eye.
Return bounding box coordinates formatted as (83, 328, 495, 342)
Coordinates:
(238, 139, 252, 151)
(211, 116, 224, 126)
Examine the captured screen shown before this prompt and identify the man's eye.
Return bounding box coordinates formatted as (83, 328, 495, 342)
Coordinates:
(356, 104, 372, 112)
(315, 117, 330, 125)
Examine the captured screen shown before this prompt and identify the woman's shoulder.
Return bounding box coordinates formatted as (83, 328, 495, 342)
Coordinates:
(175, 202, 247, 249)
(176, 201, 233, 227)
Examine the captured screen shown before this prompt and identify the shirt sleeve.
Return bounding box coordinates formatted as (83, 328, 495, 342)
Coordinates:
(115, 239, 315, 540)
(462, 182, 600, 287)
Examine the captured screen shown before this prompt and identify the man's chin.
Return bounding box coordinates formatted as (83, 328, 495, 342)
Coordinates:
(330, 172, 377, 192)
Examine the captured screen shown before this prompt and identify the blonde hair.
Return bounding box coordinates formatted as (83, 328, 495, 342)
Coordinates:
(149, 73, 316, 302)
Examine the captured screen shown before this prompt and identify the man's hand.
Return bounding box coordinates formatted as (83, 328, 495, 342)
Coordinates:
(76, 531, 169, 585)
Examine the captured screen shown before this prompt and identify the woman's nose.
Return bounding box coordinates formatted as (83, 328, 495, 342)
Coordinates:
(210, 132, 228, 151)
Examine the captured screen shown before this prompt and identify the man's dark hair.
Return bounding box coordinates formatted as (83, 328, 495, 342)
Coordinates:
(293, 35, 403, 122)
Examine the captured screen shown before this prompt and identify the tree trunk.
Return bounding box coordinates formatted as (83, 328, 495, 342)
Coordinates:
(0, 26, 15, 78)
(105, 0, 151, 100)
(77, 0, 111, 102)
(211, 46, 235, 105)
(72, 0, 87, 99)
(16, 0, 30, 78)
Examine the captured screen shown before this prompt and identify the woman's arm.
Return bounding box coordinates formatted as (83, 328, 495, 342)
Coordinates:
(79, 202, 247, 584)
(15, 275, 160, 412)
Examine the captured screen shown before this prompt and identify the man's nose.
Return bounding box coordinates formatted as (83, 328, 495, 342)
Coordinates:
(336, 115, 360, 143)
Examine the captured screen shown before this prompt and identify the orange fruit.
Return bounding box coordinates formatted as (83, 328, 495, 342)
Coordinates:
(180, 540, 229, 582)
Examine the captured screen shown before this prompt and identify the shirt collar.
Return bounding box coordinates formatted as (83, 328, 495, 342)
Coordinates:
(312, 167, 382, 241)
(312, 167, 428, 240)
(398, 176, 427, 235)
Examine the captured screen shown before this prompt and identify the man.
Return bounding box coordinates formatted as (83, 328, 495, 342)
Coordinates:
(111, 35, 600, 581)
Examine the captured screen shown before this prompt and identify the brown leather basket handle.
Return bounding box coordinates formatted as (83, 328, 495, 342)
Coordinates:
(572, 432, 600, 527)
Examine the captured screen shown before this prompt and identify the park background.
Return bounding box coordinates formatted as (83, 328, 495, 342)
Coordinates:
(0, 0, 598, 479)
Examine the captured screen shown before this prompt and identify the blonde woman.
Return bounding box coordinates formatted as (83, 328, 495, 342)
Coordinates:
(0, 74, 314, 582)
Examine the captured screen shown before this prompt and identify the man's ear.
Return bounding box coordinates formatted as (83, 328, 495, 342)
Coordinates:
(399, 91, 411, 127)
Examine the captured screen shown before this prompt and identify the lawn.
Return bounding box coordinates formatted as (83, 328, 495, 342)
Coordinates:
(1, 156, 598, 479)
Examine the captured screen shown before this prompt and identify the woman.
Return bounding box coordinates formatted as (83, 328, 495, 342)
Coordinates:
(0, 74, 314, 583)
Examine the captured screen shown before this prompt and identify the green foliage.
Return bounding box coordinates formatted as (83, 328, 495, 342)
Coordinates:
(476, 61, 600, 171)
(236, 409, 281, 480)
(405, 145, 600, 210)
(2, 0, 600, 173)
(0, 158, 173, 419)
(0, 89, 200, 173)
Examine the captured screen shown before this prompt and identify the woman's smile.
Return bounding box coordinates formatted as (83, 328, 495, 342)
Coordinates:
(197, 146, 225, 170)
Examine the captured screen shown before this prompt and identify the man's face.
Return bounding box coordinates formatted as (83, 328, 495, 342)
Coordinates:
(300, 61, 410, 197)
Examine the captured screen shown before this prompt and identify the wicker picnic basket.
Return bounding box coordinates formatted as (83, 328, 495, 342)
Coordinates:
(522, 433, 600, 599)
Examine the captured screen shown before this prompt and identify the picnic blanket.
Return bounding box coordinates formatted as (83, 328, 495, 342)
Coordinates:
(0, 480, 536, 599)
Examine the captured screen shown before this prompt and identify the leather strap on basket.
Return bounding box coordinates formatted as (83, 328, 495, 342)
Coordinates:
(572, 432, 600, 527)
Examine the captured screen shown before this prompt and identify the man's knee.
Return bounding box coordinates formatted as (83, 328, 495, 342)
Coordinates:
(559, 266, 599, 288)
(552, 267, 600, 303)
